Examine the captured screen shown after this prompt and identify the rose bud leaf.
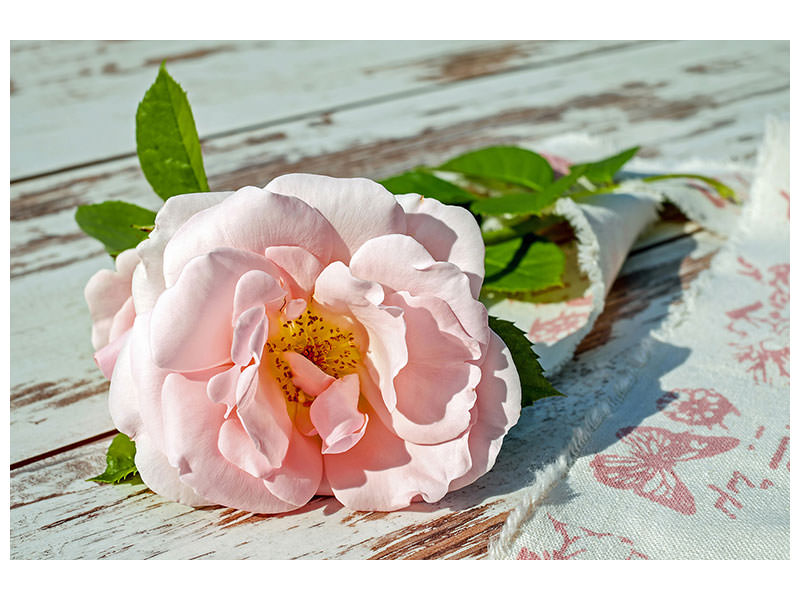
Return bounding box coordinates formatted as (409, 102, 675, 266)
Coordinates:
(87, 433, 144, 486)
(75, 200, 157, 258)
(483, 236, 565, 293)
(572, 146, 639, 185)
(471, 165, 589, 217)
(136, 62, 209, 200)
(489, 316, 564, 407)
(439, 146, 554, 192)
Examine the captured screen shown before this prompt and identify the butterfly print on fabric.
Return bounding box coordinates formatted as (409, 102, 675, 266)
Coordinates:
(590, 426, 739, 515)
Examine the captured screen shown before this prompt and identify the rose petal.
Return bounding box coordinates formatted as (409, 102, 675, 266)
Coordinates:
(107, 328, 143, 439)
(262, 427, 323, 506)
(149, 248, 274, 372)
(313, 262, 407, 412)
(231, 306, 268, 366)
(325, 374, 472, 511)
(264, 245, 325, 300)
(236, 370, 292, 470)
(382, 292, 480, 445)
(107, 296, 136, 345)
(160, 373, 299, 514)
(448, 330, 521, 491)
(132, 191, 231, 314)
(232, 269, 286, 322)
(265, 174, 406, 261)
(218, 416, 276, 479)
(396, 193, 485, 298)
(94, 329, 131, 380)
(134, 431, 210, 507)
(85, 248, 140, 350)
(285, 351, 335, 397)
(161, 187, 337, 288)
(348, 234, 488, 346)
(309, 374, 368, 455)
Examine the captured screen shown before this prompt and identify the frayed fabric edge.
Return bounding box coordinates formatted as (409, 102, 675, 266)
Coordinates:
(488, 117, 786, 559)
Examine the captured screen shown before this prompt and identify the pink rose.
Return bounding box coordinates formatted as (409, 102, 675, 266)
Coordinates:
(85, 175, 521, 513)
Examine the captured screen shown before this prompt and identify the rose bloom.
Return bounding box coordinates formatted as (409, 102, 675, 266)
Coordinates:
(85, 175, 521, 513)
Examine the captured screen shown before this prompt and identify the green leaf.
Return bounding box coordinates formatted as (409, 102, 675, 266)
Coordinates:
(439, 146, 554, 191)
(471, 165, 588, 216)
(88, 433, 144, 486)
(488, 316, 564, 407)
(379, 170, 478, 205)
(483, 236, 565, 293)
(575, 146, 639, 184)
(640, 173, 739, 204)
(136, 62, 209, 200)
(75, 201, 157, 257)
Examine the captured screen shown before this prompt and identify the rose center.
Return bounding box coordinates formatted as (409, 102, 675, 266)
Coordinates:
(263, 305, 361, 405)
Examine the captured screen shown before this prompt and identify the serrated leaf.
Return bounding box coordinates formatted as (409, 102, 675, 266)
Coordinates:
(88, 433, 143, 486)
(439, 146, 554, 191)
(471, 165, 588, 216)
(75, 201, 157, 257)
(136, 62, 209, 200)
(379, 170, 478, 205)
(488, 316, 564, 407)
(483, 236, 565, 293)
(575, 146, 639, 184)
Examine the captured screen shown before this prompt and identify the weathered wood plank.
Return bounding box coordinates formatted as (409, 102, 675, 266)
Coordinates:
(10, 40, 642, 179)
(9, 40, 787, 462)
(9, 228, 724, 559)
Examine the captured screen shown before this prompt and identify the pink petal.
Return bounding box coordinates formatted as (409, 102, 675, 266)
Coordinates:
(94, 329, 131, 380)
(309, 374, 368, 455)
(85, 248, 140, 350)
(325, 376, 472, 511)
(396, 193, 485, 298)
(160, 372, 300, 514)
(283, 298, 307, 320)
(149, 248, 274, 372)
(265, 174, 406, 262)
(207, 365, 240, 414)
(380, 291, 480, 445)
(264, 245, 325, 299)
(236, 370, 292, 470)
(107, 328, 143, 439)
(313, 262, 407, 412)
(161, 187, 337, 288)
(132, 191, 231, 314)
(349, 234, 489, 347)
(285, 351, 335, 397)
(134, 431, 210, 507)
(230, 306, 268, 366)
(107, 296, 136, 344)
(218, 416, 276, 479)
(448, 330, 521, 491)
(262, 427, 323, 506)
(232, 269, 286, 322)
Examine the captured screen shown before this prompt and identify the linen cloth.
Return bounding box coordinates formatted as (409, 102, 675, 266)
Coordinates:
(488, 120, 789, 559)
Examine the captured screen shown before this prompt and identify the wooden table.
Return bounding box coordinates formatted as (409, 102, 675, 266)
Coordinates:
(10, 40, 789, 559)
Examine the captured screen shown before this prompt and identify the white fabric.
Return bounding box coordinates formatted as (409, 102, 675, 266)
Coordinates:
(489, 120, 789, 559)
(486, 135, 751, 374)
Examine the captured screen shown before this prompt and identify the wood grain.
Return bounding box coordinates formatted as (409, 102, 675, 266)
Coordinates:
(11, 40, 640, 179)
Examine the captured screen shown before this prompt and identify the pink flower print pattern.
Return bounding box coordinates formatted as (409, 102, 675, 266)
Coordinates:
(657, 388, 740, 430)
(516, 514, 649, 560)
(528, 297, 593, 344)
(726, 258, 789, 384)
(590, 426, 739, 515)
